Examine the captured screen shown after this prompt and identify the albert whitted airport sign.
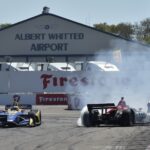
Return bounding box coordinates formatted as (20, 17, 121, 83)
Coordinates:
(0, 13, 122, 57)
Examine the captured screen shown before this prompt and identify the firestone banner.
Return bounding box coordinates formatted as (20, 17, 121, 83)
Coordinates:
(0, 71, 129, 93)
(0, 71, 93, 93)
(36, 93, 68, 105)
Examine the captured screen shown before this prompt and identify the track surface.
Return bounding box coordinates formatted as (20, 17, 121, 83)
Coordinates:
(0, 105, 150, 150)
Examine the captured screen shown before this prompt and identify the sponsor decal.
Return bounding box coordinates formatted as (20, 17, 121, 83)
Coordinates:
(40, 74, 89, 89)
(36, 94, 68, 105)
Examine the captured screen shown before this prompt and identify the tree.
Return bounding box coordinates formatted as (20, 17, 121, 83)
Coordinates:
(94, 22, 134, 39)
(139, 18, 150, 44)
(116, 23, 134, 39)
(94, 23, 112, 32)
(0, 23, 11, 29)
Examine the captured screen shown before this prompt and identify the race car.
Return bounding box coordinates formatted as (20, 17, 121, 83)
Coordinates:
(78, 100, 150, 127)
(0, 104, 41, 127)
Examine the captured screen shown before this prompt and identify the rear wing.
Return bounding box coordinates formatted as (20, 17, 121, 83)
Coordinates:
(5, 104, 32, 110)
(87, 103, 116, 112)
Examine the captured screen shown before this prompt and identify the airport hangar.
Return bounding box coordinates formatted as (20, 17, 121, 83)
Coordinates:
(0, 7, 149, 65)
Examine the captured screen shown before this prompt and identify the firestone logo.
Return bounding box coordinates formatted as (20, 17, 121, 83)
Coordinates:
(41, 74, 89, 89)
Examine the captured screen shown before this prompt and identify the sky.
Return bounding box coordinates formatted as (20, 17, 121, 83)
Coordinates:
(0, 0, 150, 26)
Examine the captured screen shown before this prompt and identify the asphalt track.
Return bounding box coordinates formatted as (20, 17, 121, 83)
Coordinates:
(0, 105, 150, 150)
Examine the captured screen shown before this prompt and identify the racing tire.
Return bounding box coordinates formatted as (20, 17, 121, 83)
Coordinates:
(28, 111, 36, 127)
(82, 112, 92, 127)
(34, 110, 41, 126)
(119, 111, 133, 126)
(28, 117, 35, 127)
(2, 123, 7, 128)
(28, 110, 41, 126)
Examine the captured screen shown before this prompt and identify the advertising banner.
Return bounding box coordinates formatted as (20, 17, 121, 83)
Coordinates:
(6, 71, 90, 93)
(36, 93, 68, 105)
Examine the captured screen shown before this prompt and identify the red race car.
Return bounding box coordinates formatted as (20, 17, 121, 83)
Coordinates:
(78, 98, 149, 127)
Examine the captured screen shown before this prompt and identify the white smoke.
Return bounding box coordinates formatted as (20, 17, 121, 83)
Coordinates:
(67, 40, 150, 111)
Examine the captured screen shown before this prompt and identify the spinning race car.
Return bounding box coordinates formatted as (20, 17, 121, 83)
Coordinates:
(0, 104, 41, 127)
(78, 97, 150, 127)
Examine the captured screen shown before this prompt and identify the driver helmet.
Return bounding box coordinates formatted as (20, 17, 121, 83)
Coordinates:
(13, 95, 20, 102)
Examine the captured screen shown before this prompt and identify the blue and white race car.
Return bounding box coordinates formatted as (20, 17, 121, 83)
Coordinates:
(0, 104, 41, 127)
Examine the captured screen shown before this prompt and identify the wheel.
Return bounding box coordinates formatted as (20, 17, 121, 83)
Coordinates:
(2, 122, 7, 128)
(82, 112, 92, 127)
(28, 117, 35, 127)
(28, 111, 36, 127)
(34, 110, 41, 125)
(119, 111, 133, 126)
(28, 110, 41, 126)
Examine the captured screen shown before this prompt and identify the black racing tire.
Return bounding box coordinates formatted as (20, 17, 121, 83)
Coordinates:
(28, 110, 41, 126)
(119, 111, 133, 126)
(28, 111, 36, 127)
(29, 109, 38, 114)
(28, 117, 35, 127)
(2, 123, 7, 128)
(82, 112, 92, 127)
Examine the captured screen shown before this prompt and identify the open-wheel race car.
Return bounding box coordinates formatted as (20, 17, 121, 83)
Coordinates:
(78, 99, 150, 127)
(0, 104, 41, 127)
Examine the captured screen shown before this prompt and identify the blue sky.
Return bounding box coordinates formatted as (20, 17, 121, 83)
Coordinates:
(0, 0, 150, 26)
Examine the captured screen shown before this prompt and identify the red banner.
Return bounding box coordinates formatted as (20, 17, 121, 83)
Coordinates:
(36, 93, 68, 105)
